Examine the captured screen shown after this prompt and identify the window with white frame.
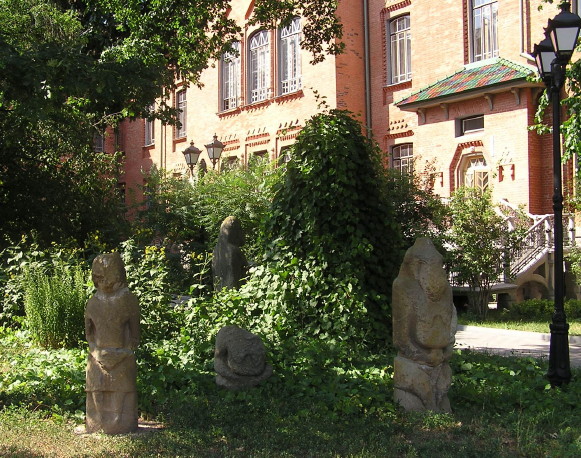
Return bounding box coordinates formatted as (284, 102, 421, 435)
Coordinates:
(221, 42, 240, 111)
(176, 89, 186, 138)
(249, 30, 271, 103)
(392, 144, 413, 174)
(144, 106, 155, 146)
(389, 15, 411, 84)
(471, 0, 498, 62)
(93, 132, 104, 152)
(463, 155, 489, 190)
(279, 18, 302, 95)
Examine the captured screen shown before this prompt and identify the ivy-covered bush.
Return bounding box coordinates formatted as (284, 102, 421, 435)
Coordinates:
(262, 110, 405, 341)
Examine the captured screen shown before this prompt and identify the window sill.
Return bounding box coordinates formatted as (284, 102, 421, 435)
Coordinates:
(275, 89, 304, 103)
(384, 80, 412, 91)
(218, 107, 242, 118)
(242, 99, 272, 111)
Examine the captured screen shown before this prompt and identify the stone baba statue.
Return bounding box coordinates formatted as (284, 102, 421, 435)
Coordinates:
(212, 216, 248, 290)
(392, 237, 457, 413)
(214, 325, 273, 390)
(85, 253, 140, 434)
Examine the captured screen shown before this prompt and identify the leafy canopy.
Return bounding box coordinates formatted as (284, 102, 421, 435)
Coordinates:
(0, 0, 343, 247)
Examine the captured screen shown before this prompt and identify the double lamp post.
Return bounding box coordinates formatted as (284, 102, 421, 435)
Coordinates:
(182, 134, 225, 176)
(532, 1, 581, 386)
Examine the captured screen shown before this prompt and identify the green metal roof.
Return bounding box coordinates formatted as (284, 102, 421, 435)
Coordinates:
(396, 58, 535, 108)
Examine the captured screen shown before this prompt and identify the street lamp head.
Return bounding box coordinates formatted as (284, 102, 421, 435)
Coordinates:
(182, 141, 201, 174)
(546, 1, 581, 60)
(533, 33, 556, 82)
(205, 133, 225, 167)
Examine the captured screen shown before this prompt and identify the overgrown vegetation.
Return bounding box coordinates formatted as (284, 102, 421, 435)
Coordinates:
(1, 109, 577, 456)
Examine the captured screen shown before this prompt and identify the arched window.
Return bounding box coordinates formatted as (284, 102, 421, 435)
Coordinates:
(249, 30, 271, 103)
(392, 144, 413, 174)
(279, 18, 302, 94)
(221, 42, 240, 111)
(389, 15, 411, 84)
(463, 155, 489, 190)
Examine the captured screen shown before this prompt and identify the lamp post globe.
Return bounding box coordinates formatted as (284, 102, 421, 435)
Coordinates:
(183, 141, 201, 176)
(205, 134, 225, 169)
(546, 2, 581, 59)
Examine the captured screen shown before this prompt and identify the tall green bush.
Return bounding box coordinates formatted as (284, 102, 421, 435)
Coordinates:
(263, 110, 405, 339)
(23, 263, 89, 349)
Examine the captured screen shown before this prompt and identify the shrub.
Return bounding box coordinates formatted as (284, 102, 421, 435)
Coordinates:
(565, 299, 581, 319)
(508, 299, 555, 320)
(263, 110, 404, 340)
(23, 263, 89, 349)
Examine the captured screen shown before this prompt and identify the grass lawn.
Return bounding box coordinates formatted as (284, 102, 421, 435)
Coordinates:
(457, 309, 581, 335)
(1, 325, 580, 457)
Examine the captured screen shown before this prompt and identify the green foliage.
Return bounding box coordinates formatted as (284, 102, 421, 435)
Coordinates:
(264, 110, 405, 339)
(384, 164, 449, 250)
(0, 238, 89, 326)
(0, 328, 86, 417)
(0, 0, 341, 248)
(23, 263, 89, 349)
(446, 187, 527, 318)
(508, 299, 556, 320)
(134, 159, 282, 263)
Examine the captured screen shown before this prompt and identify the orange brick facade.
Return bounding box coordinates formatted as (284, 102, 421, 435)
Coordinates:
(116, 0, 571, 216)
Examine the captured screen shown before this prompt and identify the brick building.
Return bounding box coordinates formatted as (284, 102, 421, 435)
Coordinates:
(114, 0, 579, 300)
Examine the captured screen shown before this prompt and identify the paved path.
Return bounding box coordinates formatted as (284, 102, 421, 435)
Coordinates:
(455, 325, 581, 368)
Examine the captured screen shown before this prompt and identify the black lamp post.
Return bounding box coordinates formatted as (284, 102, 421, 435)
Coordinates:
(182, 141, 201, 177)
(205, 134, 225, 169)
(532, 1, 581, 387)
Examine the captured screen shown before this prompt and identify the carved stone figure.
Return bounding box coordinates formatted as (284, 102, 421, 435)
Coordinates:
(214, 325, 273, 390)
(85, 253, 140, 434)
(392, 237, 457, 413)
(212, 216, 248, 290)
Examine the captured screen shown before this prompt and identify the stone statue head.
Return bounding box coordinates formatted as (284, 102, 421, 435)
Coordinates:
(92, 253, 127, 294)
(219, 216, 245, 246)
(401, 238, 449, 302)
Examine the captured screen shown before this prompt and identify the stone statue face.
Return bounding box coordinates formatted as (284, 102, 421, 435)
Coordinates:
(92, 253, 127, 294)
(416, 258, 449, 302)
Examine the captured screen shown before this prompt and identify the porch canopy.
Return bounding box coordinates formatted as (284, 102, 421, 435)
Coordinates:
(396, 58, 540, 111)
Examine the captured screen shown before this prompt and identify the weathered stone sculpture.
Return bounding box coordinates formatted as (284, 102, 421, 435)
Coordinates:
(214, 325, 273, 390)
(392, 237, 457, 413)
(85, 253, 140, 434)
(212, 216, 248, 290)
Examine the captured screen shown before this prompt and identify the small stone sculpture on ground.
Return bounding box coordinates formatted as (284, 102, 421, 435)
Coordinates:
(85, 253, 140, 434)
(214, 325, 273, 390)
(392, 237, 457, 413)
(212, 216, 248, 290)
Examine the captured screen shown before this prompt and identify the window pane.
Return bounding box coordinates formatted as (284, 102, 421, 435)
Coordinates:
(222, 42, 240, 110)
(176, 90, 186, 138)
(389, 15, 411, 84)
(393, 144, 413, 174)
(250, 31, 270, 102)
(280, 18, 301, 95)
(472, 1, 498, 62)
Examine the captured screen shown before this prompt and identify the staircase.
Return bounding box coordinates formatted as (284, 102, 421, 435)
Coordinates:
(451, 199, 577, 302)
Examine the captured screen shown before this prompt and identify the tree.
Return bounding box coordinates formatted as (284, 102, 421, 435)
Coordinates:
(0, 0, 343, 247)
(446, 187, 527, 318)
